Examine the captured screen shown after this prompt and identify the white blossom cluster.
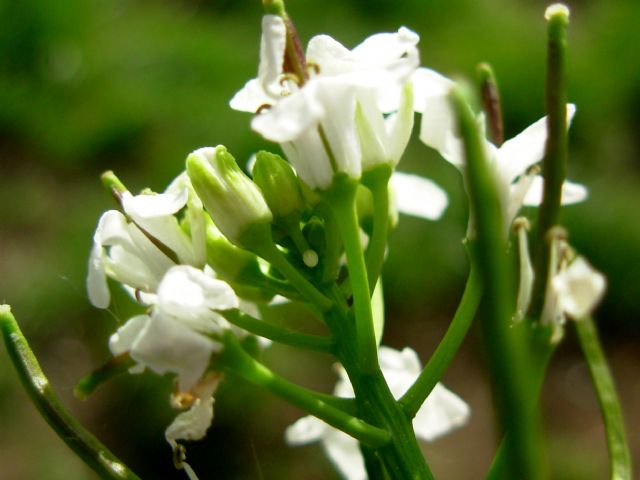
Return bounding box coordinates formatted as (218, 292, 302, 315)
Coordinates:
(85, 11, 606, 479)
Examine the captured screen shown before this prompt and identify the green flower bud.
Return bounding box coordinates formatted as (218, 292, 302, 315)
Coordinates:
(252, 151, 304, 222)
(186, 146, 273, 248)
(205, 221, 262, 283)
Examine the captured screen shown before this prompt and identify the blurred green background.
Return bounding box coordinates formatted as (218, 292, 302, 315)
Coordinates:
(1, 0, 639, 478)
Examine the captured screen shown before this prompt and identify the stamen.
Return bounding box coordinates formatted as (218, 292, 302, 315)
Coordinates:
(306, 62, 320, 75)
(279, 72, 301, 87)
(256, 104, 272, 115)
(513, 217, 534, 321)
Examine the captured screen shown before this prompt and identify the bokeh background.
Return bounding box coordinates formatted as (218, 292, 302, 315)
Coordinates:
(1, 0, 639, 478)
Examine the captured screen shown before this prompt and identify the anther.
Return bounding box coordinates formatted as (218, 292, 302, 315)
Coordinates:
(256, 104, 272, 114)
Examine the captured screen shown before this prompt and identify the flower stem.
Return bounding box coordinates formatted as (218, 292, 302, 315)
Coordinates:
(222, 309, 335, 353)
(256, 242, 333, 312)
(219, 332, 390, 447)
(399, 259, 481, 418)
(530, 5, 570, 318)
(575, 317, 632, 480)
(325, 176, 379, 374)
(451, 89, 543, 479)
(363, 166, 392, 293)
(0, 305, 141, 480)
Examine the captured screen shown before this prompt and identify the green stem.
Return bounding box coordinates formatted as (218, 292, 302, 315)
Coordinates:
(222, 309, 334, 353)
(451, 89, 543, 480)
(530, 6, 570, 317)
(575, 317, 632, 480)
(486, 334, 556, 479)
(0, 306, 141, 480)
(325, 176, 379, 374)
(361, 444, 388, 480)
(363, 166, 392, 294)
(400, 260, 481, 418)
(219, 332, 390, 447)
(257, 242, 333, 312)
(74, 353, 135, 400)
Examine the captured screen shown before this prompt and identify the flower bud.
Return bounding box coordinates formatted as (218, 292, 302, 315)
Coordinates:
(205, 221, 263, 284)
(252, 151, 305, 222)
(186, 146, 273, 248)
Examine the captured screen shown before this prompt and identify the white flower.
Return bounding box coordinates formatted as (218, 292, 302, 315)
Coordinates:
(231, 15, 420, 190)
(285, 346, 470, 479)
(108, 265, 238, 390)
(87, 181, 200, 308)
(552, 256, 606, 321)
(415, 69, 587, 229)
(390, 171, 449, 221)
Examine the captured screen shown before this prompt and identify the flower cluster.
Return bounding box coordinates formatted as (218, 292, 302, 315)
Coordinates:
(82, 5, 607, 479)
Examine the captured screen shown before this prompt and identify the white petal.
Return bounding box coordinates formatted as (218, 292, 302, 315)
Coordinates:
(413, 383, 470, 441)
(229, 15, 287, 113)
(322, 430, 367, 480)
(251, 82, 325, 143)
(156, 265, 238, 333)
(316, 79, 361, 180)
(390, 172, 449, 220)
(418, 90, 465, 167)
(121, 189, 188, 219)
(258, 15, 287, 97)
(130, 312, 220, 391)
(285, 415, 328, 446)
(356, 89, 389, 170)
(385, 83, 415, 166)
(522, 177, 589, 206)
(553, 256, 606, 319)
(497, 104, 576, 183)
(411, 68, 453, 114)
(230, 78, 275, 113)
(281, 129, 334, 190)
(87, 243, 110, 308)
(109, 314, 151, 356)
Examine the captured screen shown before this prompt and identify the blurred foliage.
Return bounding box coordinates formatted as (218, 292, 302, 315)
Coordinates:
(1, 0, 638, 478)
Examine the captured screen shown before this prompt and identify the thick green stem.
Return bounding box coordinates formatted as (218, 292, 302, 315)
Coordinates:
(530, 6, 570, 317)
(575, 317, 632, 480)
(0, 306, 141, 480)
(222, 309, 334, 353)
(486, 332, 556, 479)
(451, 89, 543, 479)
(363, 166, 392, 294)
(325, 177, 379, 374)
(219, 332, 389, 447)
(400, 260, 481, 418)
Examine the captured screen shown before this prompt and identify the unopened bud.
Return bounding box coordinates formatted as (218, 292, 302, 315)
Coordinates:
(186, 146, 273, 248)
(252, 151, 305, 222)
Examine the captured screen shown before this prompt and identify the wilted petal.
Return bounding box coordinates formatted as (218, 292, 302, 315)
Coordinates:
(165, 396, 214, 443)
(390, 172, 448, 220)
(553, 257, 606, 320)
